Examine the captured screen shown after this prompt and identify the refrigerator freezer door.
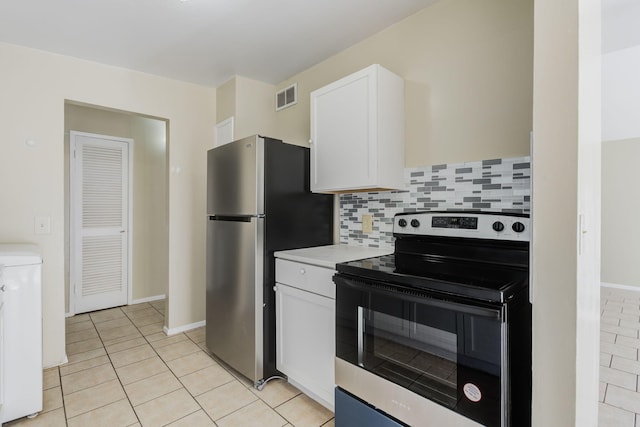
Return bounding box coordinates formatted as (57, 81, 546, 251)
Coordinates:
(205, 215, 264, 383)
(207, 135, 264, 216)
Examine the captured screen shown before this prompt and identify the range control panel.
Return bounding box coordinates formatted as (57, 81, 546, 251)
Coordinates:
(394, 212, 530, 242)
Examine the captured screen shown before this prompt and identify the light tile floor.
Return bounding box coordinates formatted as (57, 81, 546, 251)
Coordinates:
(600, 287, 640, 427)
(15, 288, 636, 426)
(5, 300, 335, 427)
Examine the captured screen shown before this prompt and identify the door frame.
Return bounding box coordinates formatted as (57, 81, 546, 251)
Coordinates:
(69, 130, 134, 316)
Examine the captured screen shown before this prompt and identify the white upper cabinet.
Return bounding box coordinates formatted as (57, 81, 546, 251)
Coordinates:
(310, 64, 405, 193)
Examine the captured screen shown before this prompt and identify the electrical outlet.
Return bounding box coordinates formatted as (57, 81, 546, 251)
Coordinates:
(362, 214, 373, 233)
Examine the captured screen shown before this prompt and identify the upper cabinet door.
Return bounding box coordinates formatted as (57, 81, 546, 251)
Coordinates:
(310, 64, 405, 193)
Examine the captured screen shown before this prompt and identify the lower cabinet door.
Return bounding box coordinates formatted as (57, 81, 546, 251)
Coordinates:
(276, 282, 335, 409)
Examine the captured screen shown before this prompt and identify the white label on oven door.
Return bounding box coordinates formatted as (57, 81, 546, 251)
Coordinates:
(463, 383, 482, 402)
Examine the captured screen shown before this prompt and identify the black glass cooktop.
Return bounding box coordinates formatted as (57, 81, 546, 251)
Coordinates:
(336, 254, 528, 303)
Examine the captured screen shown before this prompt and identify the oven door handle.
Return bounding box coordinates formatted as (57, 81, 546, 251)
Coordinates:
(335, 274, 503, 320)
(357, 306, 365, 366)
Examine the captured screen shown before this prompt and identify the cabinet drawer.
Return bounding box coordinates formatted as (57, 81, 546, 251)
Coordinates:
(275, 259, 335, 299)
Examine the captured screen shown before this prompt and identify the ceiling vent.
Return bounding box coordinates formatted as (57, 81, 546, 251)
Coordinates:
(276, 83, 297, 111)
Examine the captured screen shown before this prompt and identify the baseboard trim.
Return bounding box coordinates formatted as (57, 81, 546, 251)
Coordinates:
(131, 294, 166, 305)
(601, 282, 640, 293)
(65, 295, 165, 318)
(44, 354, 69, 369)
(163, 320, 206, 336)
(287, 377, 334, 412)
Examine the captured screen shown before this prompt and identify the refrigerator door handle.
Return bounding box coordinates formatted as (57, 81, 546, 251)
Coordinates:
(208, 215, 264, 222)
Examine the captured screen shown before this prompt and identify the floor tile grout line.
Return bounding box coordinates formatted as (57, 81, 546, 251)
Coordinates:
(61, 302, 337, 427)
(120, 301, 224, 424)
(128, 305, 231, 426)
(127, 383, 186, 410)
(159, 407, 211, 427)
(177, 330, 333, 425)
(62, 305, 169, 423)
(114, 305, 175, 425)
(120, 368, 182, 391)
(156, 325, 302, 425)
(212, 396, 268, 425)
(108, 342, 154, 360)
(158, 350, 239, 414)
(54, 365, 70, 427)
(600, 289, 640, 426)
(84, 306, 143, 426)
(58, 352, 109, 376)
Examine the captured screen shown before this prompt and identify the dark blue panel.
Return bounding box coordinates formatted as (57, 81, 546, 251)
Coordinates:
(335, 388, 406, 427)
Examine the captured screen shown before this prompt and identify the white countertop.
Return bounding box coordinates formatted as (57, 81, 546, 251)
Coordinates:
(274, 244, 392, 269)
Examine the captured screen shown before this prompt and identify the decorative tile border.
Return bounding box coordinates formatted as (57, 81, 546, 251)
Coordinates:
(339, 156, 531, 248)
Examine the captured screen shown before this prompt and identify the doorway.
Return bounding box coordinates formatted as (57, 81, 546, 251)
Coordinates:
(64, 102, 169, 316)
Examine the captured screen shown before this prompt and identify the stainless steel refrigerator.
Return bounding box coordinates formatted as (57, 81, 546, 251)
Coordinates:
(205, 135, 333, 387)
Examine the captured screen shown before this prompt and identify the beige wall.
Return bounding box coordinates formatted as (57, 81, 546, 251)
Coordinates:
(216, 76, 276, 140)
(130, 116, 169, 301)
(602, 138, 640, 288)
(273, 0, 534, 165)
(234, 76, 276, 139)
(601, 37, 640, 290)
(0, 42, 216, 367)
(216, 78, 236, 124)
(532, 0, 601, 425)
(64, 104, 169, 312)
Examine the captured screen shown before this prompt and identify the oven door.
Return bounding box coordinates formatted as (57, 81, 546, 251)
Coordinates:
(335, 274, 505, 427)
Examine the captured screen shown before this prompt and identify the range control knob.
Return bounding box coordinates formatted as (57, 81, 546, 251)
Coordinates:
(410, 219, 420, 228)
(512, 221, 526, 233)
(492, 221, 505, 232)
(398, 218, 407, 227)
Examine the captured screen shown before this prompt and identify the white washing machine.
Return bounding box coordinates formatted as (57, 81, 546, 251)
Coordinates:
(0, 244, 43, 423)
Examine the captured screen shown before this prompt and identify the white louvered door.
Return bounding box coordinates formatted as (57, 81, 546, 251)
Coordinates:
(70, 131, 131, 314)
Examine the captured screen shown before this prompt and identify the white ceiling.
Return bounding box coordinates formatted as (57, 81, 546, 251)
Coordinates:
(0, 0, 437, 87)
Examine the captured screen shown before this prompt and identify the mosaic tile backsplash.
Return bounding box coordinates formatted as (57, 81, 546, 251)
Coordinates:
(339, 156, 531, 248)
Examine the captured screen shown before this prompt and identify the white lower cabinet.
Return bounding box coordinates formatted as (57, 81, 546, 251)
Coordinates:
(0, 247, 43, 424)
(275, 259, 335, 410)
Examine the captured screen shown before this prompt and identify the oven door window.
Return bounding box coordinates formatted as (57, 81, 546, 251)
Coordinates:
(359, 302, 464, 408)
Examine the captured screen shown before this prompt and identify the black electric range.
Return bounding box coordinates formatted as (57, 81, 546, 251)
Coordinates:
(333, 211, 532, 427)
